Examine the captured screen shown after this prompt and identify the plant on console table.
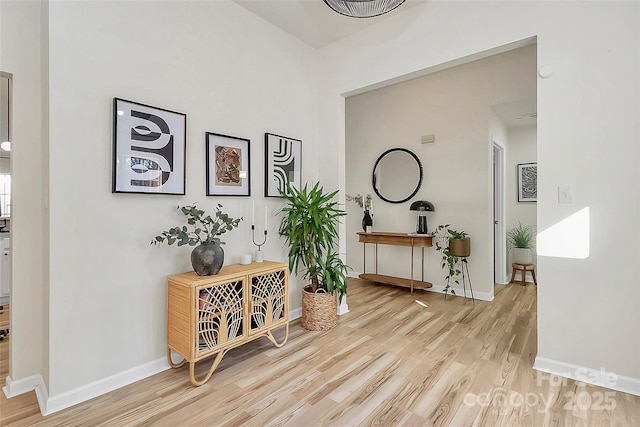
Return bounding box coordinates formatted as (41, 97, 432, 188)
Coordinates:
(151, 203, 242, 276)
(278, 182, 349, 331)
(434, 224, 470, 297)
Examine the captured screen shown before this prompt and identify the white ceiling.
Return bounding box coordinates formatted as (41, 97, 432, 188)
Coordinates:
(493, 99, 537, 129)
(234, 0, 536, 128)
(234, 0, 428, 49)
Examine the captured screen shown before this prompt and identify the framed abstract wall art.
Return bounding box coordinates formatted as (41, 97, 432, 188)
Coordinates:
(205, 132, 250, 196)
(264, 133, 301, 197)
(517, 162, 537, 202)
(112, 98, 186, 195)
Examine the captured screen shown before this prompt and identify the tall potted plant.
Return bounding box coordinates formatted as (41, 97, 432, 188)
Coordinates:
(434, 224, 470, 297)
(278, 182, 348, 330)
(152, 203, 242, 276)
(507, 222, 535, 265)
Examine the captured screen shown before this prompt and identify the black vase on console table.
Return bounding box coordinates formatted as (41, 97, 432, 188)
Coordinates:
(362, 209, 373, 232)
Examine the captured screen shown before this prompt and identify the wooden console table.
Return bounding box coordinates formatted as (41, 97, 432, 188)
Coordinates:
(167, 261, 288, 386)
(357, 231, 433, 293)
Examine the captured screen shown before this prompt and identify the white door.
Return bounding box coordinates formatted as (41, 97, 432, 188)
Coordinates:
(0, 238, 9, 299)
(493, 140, 508, 284)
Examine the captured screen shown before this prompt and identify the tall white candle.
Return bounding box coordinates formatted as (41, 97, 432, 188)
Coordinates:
(252, 200, 255, 225)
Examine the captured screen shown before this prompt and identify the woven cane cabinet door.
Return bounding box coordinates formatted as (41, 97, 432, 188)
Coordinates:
(248, 267, 288, 336)
(167, 261, 289, 386)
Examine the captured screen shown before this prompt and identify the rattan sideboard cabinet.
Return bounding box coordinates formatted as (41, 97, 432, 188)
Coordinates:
(167, 261, 289, 386)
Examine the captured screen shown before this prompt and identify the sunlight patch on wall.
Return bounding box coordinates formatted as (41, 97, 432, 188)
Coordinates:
(537, 207, 590, 259)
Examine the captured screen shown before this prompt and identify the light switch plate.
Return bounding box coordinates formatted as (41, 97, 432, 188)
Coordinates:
(558, 186, 573, 204)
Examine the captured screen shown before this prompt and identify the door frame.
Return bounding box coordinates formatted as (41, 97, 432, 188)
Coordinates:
(493, 138, 508, 284)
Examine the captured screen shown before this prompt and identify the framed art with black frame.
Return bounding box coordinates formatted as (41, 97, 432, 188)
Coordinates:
(264, 133, 302, 197)
(112, 98, 186, 195)
(206, 132, 250, 196)
(517, 162, 537, 202)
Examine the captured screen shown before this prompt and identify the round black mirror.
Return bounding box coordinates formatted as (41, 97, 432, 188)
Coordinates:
(372, 148, 423, 204)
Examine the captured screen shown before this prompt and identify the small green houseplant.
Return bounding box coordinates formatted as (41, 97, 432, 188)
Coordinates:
(434, 224, 470, 297)
(278, 182, 349, 330)
(152, 203, 242, 276)
(507, 222, 535, 264)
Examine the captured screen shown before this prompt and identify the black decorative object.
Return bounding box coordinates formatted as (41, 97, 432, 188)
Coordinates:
(190, 242, 224, 276)
(323, 0, 406, 18)
(251, 224, 268, 263)
(113, 98, 186, 195)
(517, 162, 537, 202)
(409, 200, 435, 234)
(372, 148, 423, 204)
(362, 209, 373, 232)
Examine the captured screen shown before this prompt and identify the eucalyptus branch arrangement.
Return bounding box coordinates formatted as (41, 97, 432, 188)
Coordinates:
(151, 203, 243, 247)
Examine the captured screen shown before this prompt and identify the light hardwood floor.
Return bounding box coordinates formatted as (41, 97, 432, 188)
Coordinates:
(1, 279, 639, 426)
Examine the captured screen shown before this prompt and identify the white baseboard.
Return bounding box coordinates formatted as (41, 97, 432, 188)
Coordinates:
(496, 273, 510, 285)
(534, 356, 640, 397)
(3, 374, 49, 415)
(44, 357, 169, 416)
(289, 307, 302, 321)
(338, 301, 349, 315)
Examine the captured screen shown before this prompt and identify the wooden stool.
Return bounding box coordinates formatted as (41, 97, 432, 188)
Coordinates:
(511, 263, 537, 286)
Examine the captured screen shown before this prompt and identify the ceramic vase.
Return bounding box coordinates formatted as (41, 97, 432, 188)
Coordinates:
(191, 242, 224, 276)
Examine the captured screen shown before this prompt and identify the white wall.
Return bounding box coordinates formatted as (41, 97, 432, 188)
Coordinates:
(3, 0, 319, 404)
(0, 0, 49, 388)
(319, 1, 640, 389)
(506, 125, 537, 268)
(345, 45, 536, 299)
(44, 0, 318, 397)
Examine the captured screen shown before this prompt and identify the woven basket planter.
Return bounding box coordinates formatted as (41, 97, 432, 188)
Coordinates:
(301, 286, 338, 331)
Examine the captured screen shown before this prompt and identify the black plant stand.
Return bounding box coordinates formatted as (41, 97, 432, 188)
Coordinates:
(460, 257, 475, 303)
(444, 257, 475, 304)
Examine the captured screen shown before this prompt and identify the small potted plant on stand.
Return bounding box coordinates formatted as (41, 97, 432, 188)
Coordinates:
(152, 203, 242, 276)
(434, 224, 470, 297)
(507, 222, 535, 265)
(278, 182, 349, 330)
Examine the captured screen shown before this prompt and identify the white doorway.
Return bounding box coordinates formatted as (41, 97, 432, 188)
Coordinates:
(493, 139, 508, 284)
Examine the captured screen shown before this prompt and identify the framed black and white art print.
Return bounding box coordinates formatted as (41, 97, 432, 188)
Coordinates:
(517, 162, 537, 202)
(112, 98, 186, 195)
(264, 133, 301, 197)
(206, 132, 250, 196)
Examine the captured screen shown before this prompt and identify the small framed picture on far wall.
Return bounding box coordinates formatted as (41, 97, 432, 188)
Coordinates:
(517, 162, 537, 202)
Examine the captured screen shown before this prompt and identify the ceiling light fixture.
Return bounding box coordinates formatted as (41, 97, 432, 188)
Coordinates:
(323, 0, 406, 18)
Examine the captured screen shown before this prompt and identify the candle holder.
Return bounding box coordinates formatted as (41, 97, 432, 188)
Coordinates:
(251, 225, 267, 263)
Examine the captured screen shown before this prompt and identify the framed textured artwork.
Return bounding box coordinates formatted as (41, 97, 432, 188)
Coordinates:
(517, 162, 537, 202)
(112, 98, 186, 194)
(205, 132, 250, 196)
(264, 133, 301, 197)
